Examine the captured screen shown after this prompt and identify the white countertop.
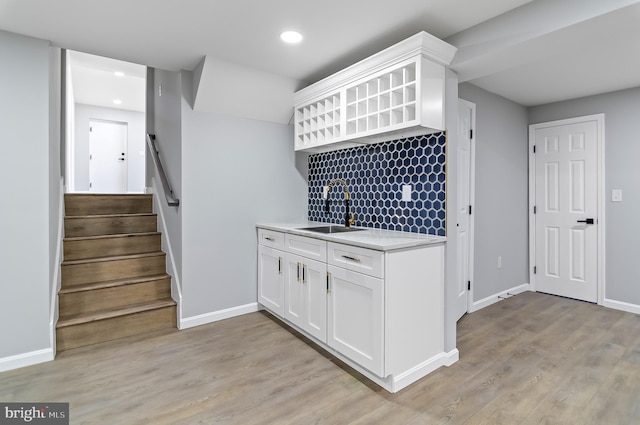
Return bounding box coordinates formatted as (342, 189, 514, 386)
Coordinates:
(256, 221, 446, 251)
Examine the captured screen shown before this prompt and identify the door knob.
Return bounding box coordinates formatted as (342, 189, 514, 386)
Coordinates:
(577, 218, 594, 224)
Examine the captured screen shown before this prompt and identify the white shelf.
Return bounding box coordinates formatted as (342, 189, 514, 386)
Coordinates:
(344, 60, 420, 137)
(295, 92, 341, 150)
(293, 31, 456, 152)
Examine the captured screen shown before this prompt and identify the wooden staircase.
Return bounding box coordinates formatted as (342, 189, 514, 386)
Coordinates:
(57, 194, 177, 351)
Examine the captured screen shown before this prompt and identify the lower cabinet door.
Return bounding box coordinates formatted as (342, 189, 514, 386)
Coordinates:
(303, 258, 327, 343)
(327, 265, 384, 377)
(284, 253, 304, 328)
(258, 245, 285, 317)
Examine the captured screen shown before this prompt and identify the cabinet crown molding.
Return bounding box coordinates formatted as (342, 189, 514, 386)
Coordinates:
(294, 31, 457, 105)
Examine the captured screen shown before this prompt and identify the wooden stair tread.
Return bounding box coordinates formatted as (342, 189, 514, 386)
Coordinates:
(65, 213, 156, 219)
(65, 194, 151, 198)
(64, 232, 161, 242)
(57, 299, 176, 328)
(59, 274, 170, 294)
(63, 251, 165, 266)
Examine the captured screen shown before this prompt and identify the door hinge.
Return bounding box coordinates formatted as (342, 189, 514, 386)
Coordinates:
(533, 206, 537, 214)
(89, 182, 92, 188)
(534, 266, 537, 274)
(533, 145, 536, 153)
(468, 205, 472, 215)
(89, 154, 92, 160)
(469, 129, 473, 139)
(90, 126, 92, 132)
(468, 281, 471, 291)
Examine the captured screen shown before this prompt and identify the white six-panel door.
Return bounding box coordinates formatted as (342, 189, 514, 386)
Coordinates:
(531, 117, 602, 303)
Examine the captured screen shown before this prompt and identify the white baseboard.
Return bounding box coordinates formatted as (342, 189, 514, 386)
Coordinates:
(602, 298, 640, 315)
(470, 283, 531, 313)
(149, 182, 183, 326)
(390, 348, 459, 392)
(180, 303, 259, 330)
(50, 178, 65, 353)
(0, 348, 54, 373)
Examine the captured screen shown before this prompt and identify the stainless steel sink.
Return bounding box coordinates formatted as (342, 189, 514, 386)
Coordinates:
(298, 225, 364, 234)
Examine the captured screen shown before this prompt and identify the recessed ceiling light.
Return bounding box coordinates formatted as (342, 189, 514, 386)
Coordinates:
(113, 99, 122, 105)
(280, 31, 303, 44)
(114, 71, 125, 77)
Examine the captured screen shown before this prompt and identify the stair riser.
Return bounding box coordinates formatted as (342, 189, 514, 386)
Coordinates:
(65, 215, 157, 237)
(65, 195, 152, 216)
(64, 234, 162, 261)
(56, 306, 176, 351)
(62, 255, 166, 287)
(59, 279, 171, 317)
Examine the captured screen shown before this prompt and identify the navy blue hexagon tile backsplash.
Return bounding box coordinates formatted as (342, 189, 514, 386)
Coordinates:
(308, 132, 446, 236)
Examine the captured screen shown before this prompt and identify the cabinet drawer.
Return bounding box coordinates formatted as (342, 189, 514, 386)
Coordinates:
(257, 229, 285, 250)
(285, 234, 327, 262)
(328, 242, 384, 278)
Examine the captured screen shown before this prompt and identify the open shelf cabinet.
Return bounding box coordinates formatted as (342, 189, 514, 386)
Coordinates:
(293, 32, 456, 152)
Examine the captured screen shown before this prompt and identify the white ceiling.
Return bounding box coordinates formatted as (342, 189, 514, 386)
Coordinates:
(1, 0, 639, 109)
(69, 51, 146, 112)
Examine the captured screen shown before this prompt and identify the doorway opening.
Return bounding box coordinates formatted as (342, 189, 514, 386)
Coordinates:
(64, 50, 146, 194)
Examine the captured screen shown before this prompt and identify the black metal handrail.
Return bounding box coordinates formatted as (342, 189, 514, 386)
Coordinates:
(146, 133, 179, 207)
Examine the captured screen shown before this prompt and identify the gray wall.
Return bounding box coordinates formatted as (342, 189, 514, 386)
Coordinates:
(459, 83, 530, 302)
(0, 30, 52, 358)
(181, 105, 308, 318)
(529, 87, 640, 306)
(151, 69, 183, 282)
(74, 104, 145, 193)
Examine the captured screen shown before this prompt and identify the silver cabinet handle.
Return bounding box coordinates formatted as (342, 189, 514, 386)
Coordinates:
(302, 265, 306, 284)
(297, 262, 301, 281)
(278, 257, 282, 274)
(326, 272, 331, 293)
(265, 236, 275, 242)
(341, 255, 361, 263)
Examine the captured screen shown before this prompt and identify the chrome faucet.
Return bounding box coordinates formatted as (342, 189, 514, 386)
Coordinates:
(325, 178, 355, 228)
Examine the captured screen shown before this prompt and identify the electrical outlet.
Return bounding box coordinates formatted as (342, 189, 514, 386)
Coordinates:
(497, 256, 502, 268)
(402, 184, 412, 202)
(612, 189, 622, 202)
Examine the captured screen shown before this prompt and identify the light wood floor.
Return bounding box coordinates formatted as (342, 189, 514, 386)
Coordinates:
(1, 292, 639, 424)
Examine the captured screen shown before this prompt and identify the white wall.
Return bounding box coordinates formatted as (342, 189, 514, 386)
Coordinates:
(181, 97, 308, 319)
(73, 104, 145, 192)
(529, 86, 640, 308)
(458, 82, 530, 304)
(0, 30, 52, 362)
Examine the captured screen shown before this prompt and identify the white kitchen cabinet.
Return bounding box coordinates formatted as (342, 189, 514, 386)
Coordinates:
(327, 264, 384, 376)
(293, 32, 457, 152)
(284, 253, 327, 343)
(327, 242, 384, 278)
(257, 245, 285, 317)
(283, 234, 327, 342)
(283, 254, 304, 328)
(257, 224, 453, 393)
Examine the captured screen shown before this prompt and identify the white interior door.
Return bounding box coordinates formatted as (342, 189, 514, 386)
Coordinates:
(89, 120, 127, 193)
(531, 117, 601, 303)
(455, 99, 475, 320)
